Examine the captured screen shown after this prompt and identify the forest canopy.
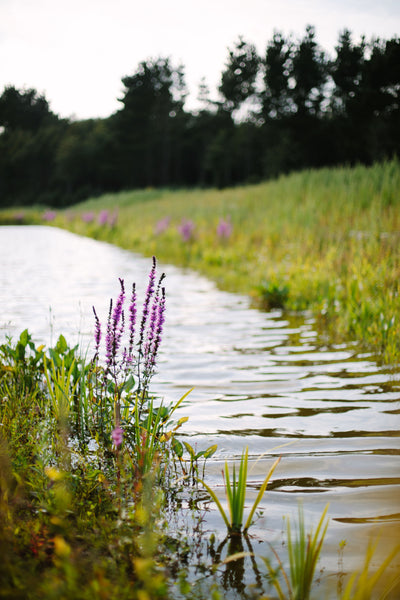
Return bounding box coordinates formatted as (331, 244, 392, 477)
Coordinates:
(0, 26, 399, 207)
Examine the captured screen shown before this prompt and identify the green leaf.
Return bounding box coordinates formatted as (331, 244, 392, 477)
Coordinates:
(204, 444, 218, 459)
(19, 329, 29, 347)
(183, 441, 195, 459)
(172, 438, 184, 458)
(55, 334, 68, 354)
(243, 456, 281, 533)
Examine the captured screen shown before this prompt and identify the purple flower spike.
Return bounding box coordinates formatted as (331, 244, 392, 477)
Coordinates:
(127, 283, 137, 359)
(43, 210, 56, 222)
(154, 216, 170, 235)
(138, 257, 157, 354)
(92, 306, 102, 356)
(217, 217, 232, 240)
(98, 210, 109, 225)
(82, 211, 94, 223)
(111, 426, 123, 447)
(109, 209, 118, 228)
(178, 218, 195, 242)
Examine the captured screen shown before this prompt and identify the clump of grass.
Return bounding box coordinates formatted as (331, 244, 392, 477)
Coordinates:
(340, 540, 400, 600)
(262, 503, 329, 600)
(199, 447, 280, 534)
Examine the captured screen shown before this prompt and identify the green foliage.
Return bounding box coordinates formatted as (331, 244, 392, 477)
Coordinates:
(1, 29, 400, 206)
(199, 447, 280, 534)
(50, 158, 400, 365)
(262, 503, 329, 600)
(340, 541, 400, 600)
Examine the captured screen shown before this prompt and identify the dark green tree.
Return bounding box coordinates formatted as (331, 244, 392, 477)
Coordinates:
(219, 36, 260, 116)
(0, 86, 66, 206)
(0, 85, 57, 132)
(291, 25, 328, 116)
(262, 31, 293, 119)
(114, 57, 187, 187)
(330, 29, 365, 114)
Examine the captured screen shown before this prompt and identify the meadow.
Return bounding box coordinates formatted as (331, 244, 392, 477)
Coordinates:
(4, 158, 398, 365)
(1, 160, 400, 598)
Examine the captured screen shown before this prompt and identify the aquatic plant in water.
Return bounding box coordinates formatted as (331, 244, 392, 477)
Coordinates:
(261, 503, 329, 600)
(200, 447, 280, 534)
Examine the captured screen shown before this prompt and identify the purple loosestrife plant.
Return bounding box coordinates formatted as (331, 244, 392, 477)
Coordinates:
(98, 210, 109, 226)
(43, 210, 57, 222)
(111, 426, 123, 447)
(93, 307, 102, 359)
(178, 218, 195, 242)
(92, 257, 166, 438)
(82, 211, 94, 223)
(154, 216, 170, 235)
(217, 217, 232, 240)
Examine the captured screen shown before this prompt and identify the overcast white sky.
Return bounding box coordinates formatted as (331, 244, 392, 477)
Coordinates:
(1, 0, 399, 121)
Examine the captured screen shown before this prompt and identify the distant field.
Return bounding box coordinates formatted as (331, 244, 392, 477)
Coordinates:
(2, 159, 400, 364)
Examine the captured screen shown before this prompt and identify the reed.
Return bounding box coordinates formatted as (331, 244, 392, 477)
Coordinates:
(200, 447, 280, 534)
(261, 503, 329, 600)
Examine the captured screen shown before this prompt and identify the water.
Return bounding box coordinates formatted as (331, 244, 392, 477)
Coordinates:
(1, 225, 399, 597)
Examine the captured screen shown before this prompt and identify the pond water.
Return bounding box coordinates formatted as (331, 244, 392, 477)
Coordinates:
(1, 225, 399, 598)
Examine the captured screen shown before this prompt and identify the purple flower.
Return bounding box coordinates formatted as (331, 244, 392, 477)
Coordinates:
(82, 212, 94, 223)
(14, 211, 25, 221)
(111, 426, 123, 447)
(150, 287, 166, 369)
(43, 210, 56, 222)
(143, 273, 166, 368)
(154, 216, 170, 235)
(138, 257, 157, 355)
(127, 283, 137, 360)
(217, 217, 232, 240)
(105, 279, 125, 368)
(92, 306, 101, 356)
(109, 210, 118, 228)
(98, 210, 109, 225)
(178, 219, 195, 242)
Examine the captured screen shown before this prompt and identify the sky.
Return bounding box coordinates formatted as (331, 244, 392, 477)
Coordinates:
(1, 0, 400, 121)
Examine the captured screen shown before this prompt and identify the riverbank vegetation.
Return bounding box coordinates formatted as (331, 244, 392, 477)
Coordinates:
(1, 264, 399, 599)
(2, 159, 398, 365)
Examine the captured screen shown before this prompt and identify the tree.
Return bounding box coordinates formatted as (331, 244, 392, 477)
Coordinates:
(219, 36, 260, 117)
(290, 25, 328, 117)
(262, 31, 293, 119)
(330, 29, 365, 114)
(0, 85, 57, 132)
(114, 57, 187, 187)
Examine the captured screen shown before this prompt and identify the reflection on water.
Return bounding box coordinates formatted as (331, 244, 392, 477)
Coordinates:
(1, 225, 399, 597)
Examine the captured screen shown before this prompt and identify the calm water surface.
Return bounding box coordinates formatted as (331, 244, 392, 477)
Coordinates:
(1, 226, 399, 597)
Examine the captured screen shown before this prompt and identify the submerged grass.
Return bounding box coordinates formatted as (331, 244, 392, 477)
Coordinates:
(4, 159, 398, 364)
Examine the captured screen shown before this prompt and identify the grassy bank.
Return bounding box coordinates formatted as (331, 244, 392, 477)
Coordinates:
(2, 159, 400, 364)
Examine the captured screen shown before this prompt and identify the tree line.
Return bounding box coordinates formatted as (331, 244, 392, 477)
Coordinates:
(1, 26, 399, 207)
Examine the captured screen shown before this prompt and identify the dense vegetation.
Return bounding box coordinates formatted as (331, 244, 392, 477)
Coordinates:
(0, 26, 399, 207)
(2, 159, 399, 366)
(1, 285, 399, 599)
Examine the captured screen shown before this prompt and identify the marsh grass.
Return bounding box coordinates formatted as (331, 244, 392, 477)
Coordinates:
(15, 158, 398, 364)
(340, 541, 400, 600)
(261, 503, 330, 600)
(199, 447, 281, 534)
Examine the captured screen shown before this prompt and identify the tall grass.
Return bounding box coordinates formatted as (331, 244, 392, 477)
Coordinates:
(22, 158, 399, 365)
